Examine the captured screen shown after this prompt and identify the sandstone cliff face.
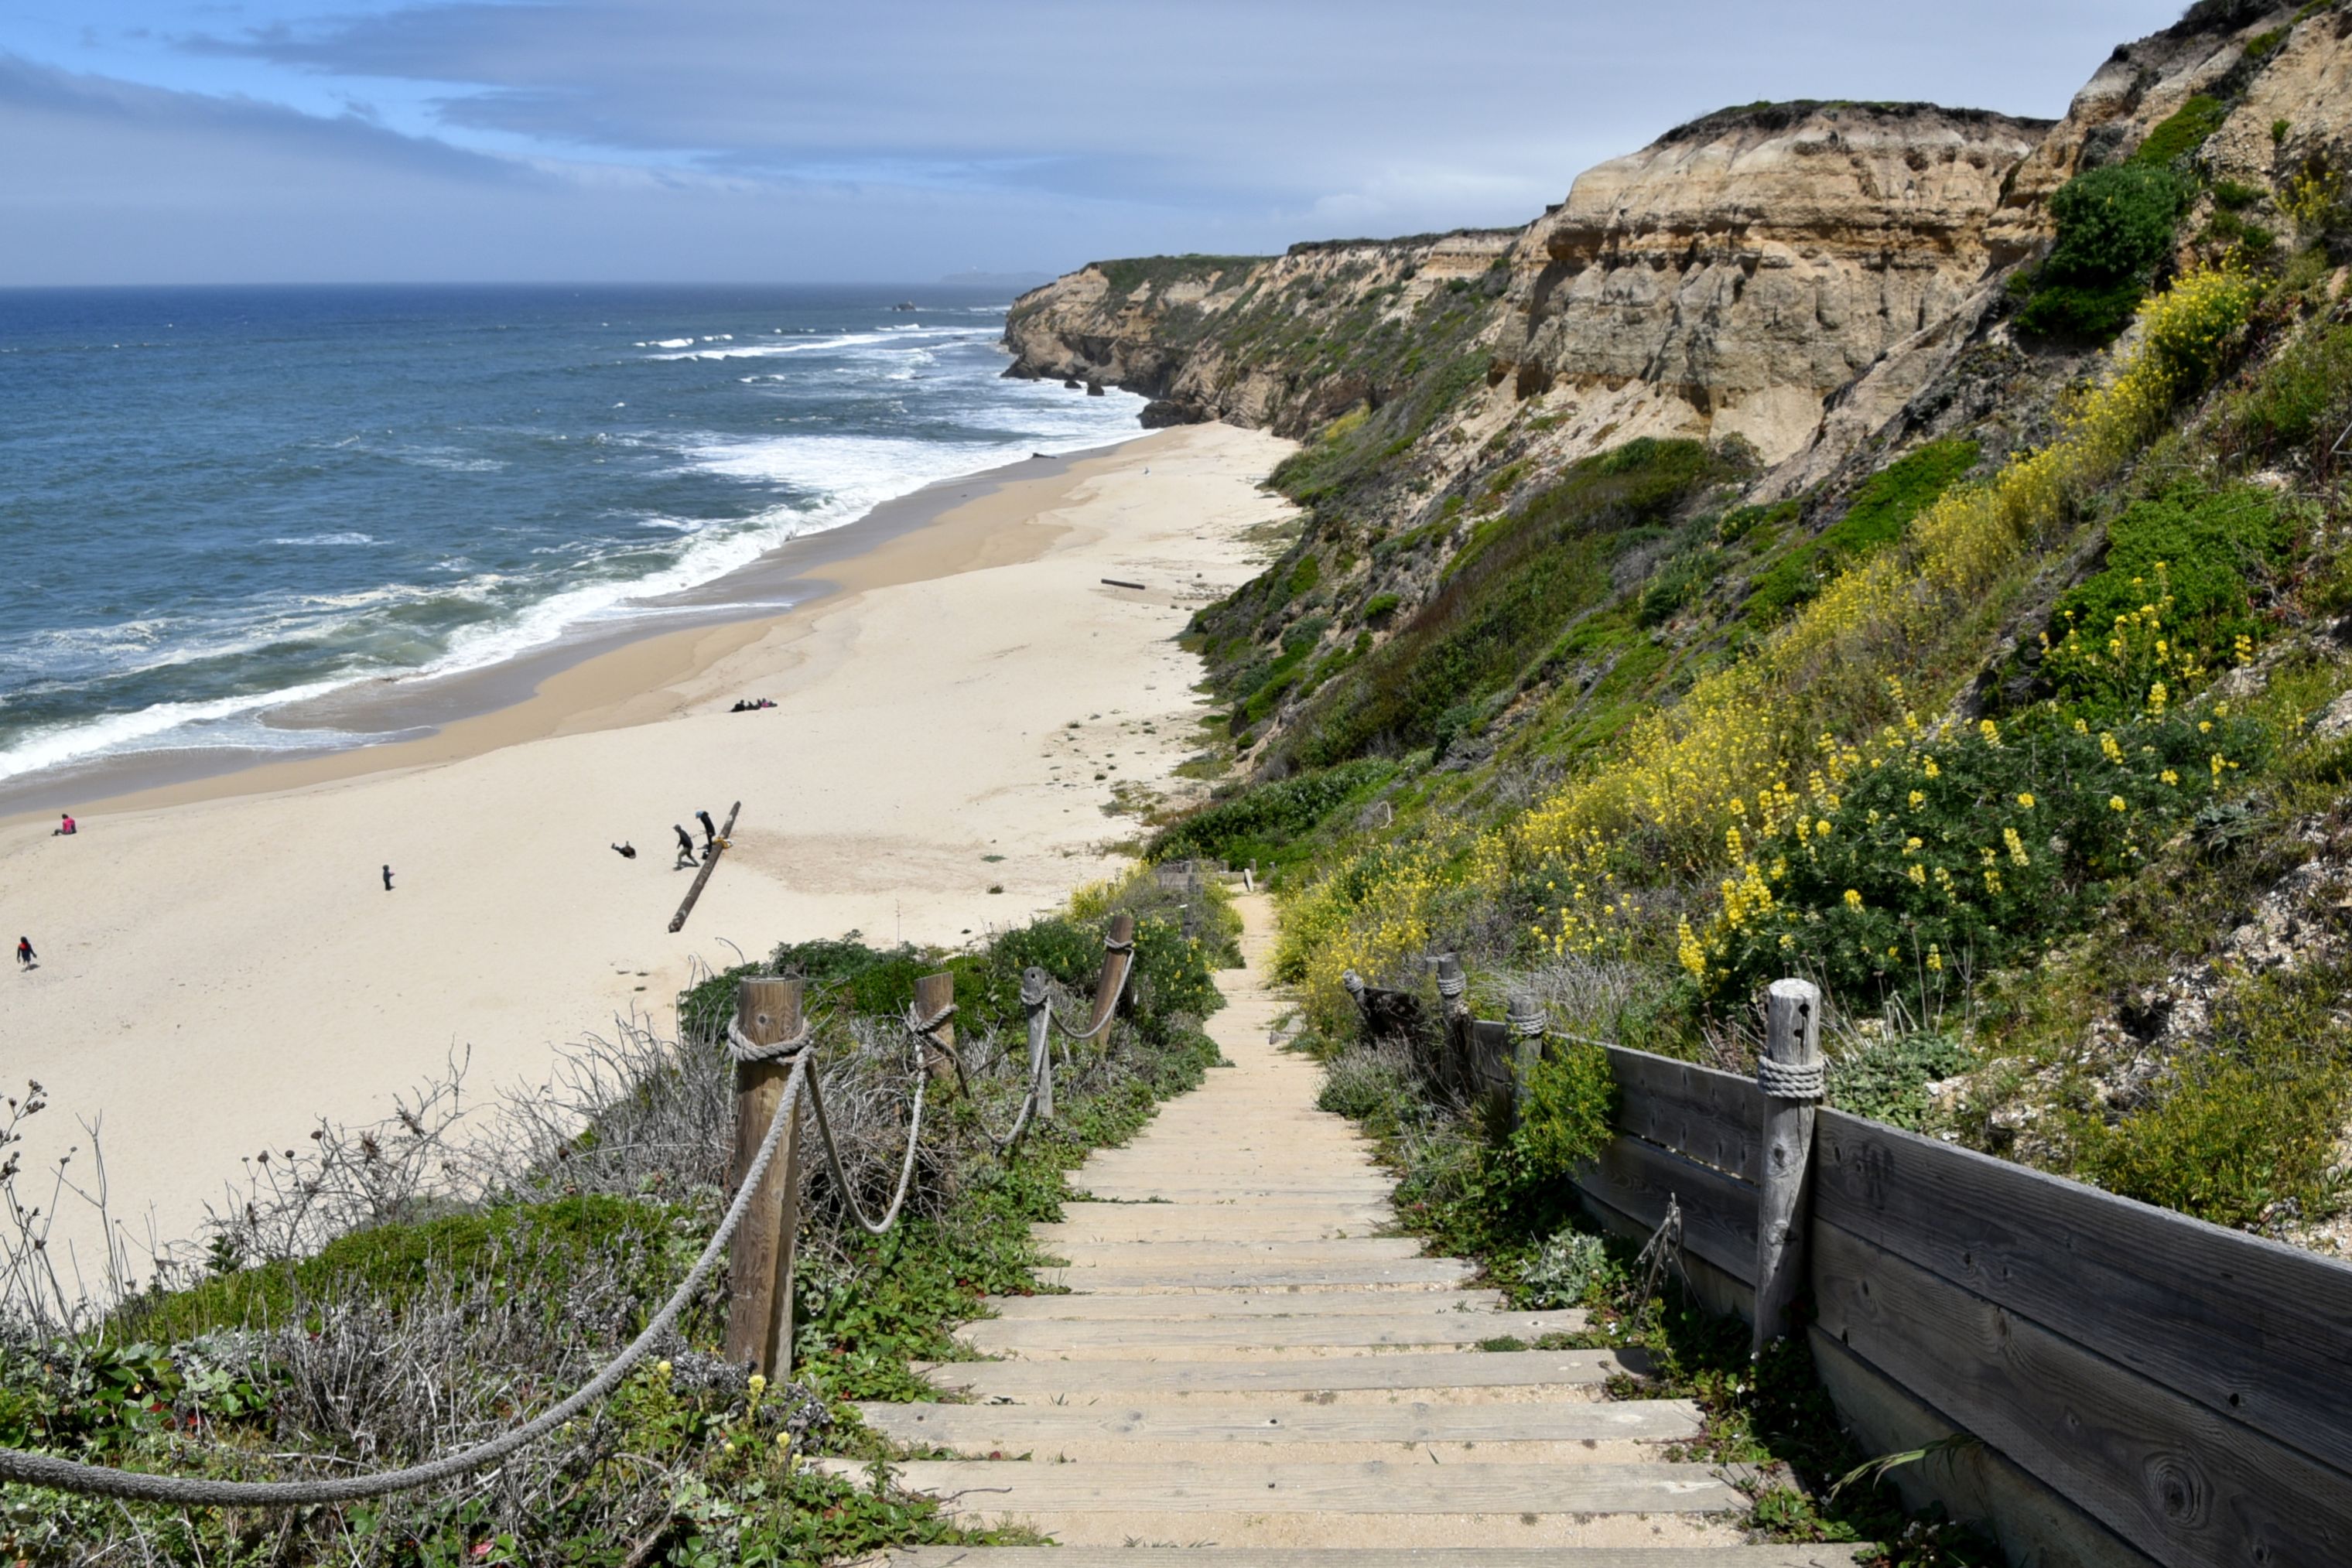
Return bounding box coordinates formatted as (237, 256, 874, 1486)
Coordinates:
(1487, 104, 2046, 469)
(1003, 233, 1518, 439)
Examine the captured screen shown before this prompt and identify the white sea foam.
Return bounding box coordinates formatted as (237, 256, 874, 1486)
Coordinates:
(2, 321, 1140, 789)
(0, 678, 360, 784)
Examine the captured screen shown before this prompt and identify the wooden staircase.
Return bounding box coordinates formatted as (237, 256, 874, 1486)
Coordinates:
(839, 896, 1862, 1566)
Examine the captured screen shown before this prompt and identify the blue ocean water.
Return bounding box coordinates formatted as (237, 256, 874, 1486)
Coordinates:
(0, 285, 1137, 785)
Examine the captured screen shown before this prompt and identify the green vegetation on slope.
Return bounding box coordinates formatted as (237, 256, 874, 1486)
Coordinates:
(2, 869, 1234, 1566)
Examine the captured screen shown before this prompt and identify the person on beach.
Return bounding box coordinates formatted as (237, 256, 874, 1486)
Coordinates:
(53, 813, 74, 836)
(16, 937, 34, 968)
(673, 825, 699, 869)
(382, 864, 395, 892)
(612, 841, 638, 859)
(696, 809, 718, 852)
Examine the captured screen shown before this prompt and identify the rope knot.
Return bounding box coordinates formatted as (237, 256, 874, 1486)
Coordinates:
(1019, 967, 1052, 1009)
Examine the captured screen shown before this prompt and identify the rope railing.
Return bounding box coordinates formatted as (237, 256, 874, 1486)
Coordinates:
(0, 1051, 812, 1507)
(2, 910, 1150, 1506)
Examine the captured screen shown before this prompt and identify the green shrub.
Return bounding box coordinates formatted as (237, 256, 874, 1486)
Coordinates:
(2043, 484, 2288, 721)
(1517, 1228, 1617, 1309)
(2227, 323, 2352, 459)
(1284, 438, 1733, 765)
(1706, 708, 2263, 1013)
(1827, 1031, 1973, 1129)
(1509, 1040, 1618, 1182)
(2016, 164, 2192, 340)
(1742, 441, 1977, 624)
(2132, 95, 2227, 168)
(1317, 1047, 1416, 1132)
(1149, 757, 1398, 869)
(2077, 1044, 2350, 1230)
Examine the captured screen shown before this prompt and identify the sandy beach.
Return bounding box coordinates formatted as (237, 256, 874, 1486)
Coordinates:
(0, 421, 1294, 1291)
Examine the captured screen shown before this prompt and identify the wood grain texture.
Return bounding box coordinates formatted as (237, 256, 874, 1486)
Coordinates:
(980, 1288, 1507, 1320)
(720, 976, 802, 1375)
(831, 1458, 1742, 1514)
(956, 1308, 1586, 1354)
(854, 1398, 1704, 1447)
(918, 1347, 1639, 1398)
(1812, 1218, 2352, 1566)
(1571, 1133, 1759, 1284)
(1807, 1327, 2156, 1568)
(1605, 1046, 1764, 1182)
(1814, 1109, 2352, 1480)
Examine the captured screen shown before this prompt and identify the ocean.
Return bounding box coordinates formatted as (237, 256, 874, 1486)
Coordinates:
(0, 284, 1138, 790)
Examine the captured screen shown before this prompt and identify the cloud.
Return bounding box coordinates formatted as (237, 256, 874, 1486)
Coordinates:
(2, 0, 2189, 282)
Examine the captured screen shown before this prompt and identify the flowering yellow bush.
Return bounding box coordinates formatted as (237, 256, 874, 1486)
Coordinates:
(1277, 270, 2260, 1028)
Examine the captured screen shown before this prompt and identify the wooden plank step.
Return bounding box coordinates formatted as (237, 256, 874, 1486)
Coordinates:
(826, 1457, 1742, 1515)
(982, 1288, 1506, 1320)
(956, 1309, 1587, 1354)
(855, 1398, 1704, 1448)
(1038, 1259, 1474, 1290)
(890, 1549, 1866, 1566)
(1036, 1214, 1394, 1243)
(1043, 1238, 1427, 1264)
(921, 1348, 1638, 1398)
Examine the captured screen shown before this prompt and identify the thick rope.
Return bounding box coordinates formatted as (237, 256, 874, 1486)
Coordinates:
(803, 1054, 928, 1236)
(0, 1052, 810, 1507)
(726, 1017, 813, 1064)
(1756, 1055, 1827, 1102)
(1048, 952, 1133, 1043)
(912, 1005, 1039, 1154)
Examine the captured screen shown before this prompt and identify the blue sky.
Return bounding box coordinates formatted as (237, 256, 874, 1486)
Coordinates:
(1, 1, 2186, 285)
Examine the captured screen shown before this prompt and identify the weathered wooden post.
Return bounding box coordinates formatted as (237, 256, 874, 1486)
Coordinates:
(1753, 976, 1824, 1354)
(1434, 953, 1470, 1100)
(1086, 914, 1136, 1035)
(914, 970, 957, 1081)
(1506, 989, 1547, 1129)
(723, 976, 805, 1376)
(1021, 965, 1054, 1120)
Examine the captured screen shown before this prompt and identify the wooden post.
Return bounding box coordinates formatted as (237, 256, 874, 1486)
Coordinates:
(1506, 990, 1546, 1129)
(1753, 976, 1824, 1354)
(914, 970, 957, 1080)
(1434, 952, 1470, 1100)
(1086, 914, 1135, 1036)
(723, 976, 804, 1376)
(1021, 965, 1054, 1120)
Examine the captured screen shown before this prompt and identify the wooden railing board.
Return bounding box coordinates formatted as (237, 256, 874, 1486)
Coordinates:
(1812, 1218, 2352, 1567)
(1604, 1044, 1763, 1184)
(1571, 1133, 1758, 1285)
(1814, 1109, 2352, 1481)
(1807, 1327, 2158, 1568)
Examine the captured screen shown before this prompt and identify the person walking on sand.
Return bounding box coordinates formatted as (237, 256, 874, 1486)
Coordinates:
(673, 825, 699, 869)
(15, 937, 32, 968)
(382, 863, 395, 892)
(696, 808, 719, 853)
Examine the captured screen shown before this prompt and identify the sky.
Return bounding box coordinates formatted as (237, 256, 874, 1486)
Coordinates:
(0, 0, 2189, 286)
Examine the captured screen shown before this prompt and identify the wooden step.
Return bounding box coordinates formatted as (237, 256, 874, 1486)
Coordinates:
(825, 1457, 1743, 1515)
(1039, 1259, 1475, 1291)
(855, 1397, 1704, 1450)
(921, 1347, 1639, 1399)
(1044, 1238, 1427, 1265)
(890, 1549, 1865, 1566)
(956, 1309, 1587, 1356)
(981, 1287, 1506, 1320)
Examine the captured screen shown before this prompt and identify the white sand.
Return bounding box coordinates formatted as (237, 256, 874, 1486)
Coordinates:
(0, 422, 1294, 1290)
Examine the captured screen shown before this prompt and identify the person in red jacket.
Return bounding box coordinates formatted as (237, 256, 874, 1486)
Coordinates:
(52, 813, 74, 836)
